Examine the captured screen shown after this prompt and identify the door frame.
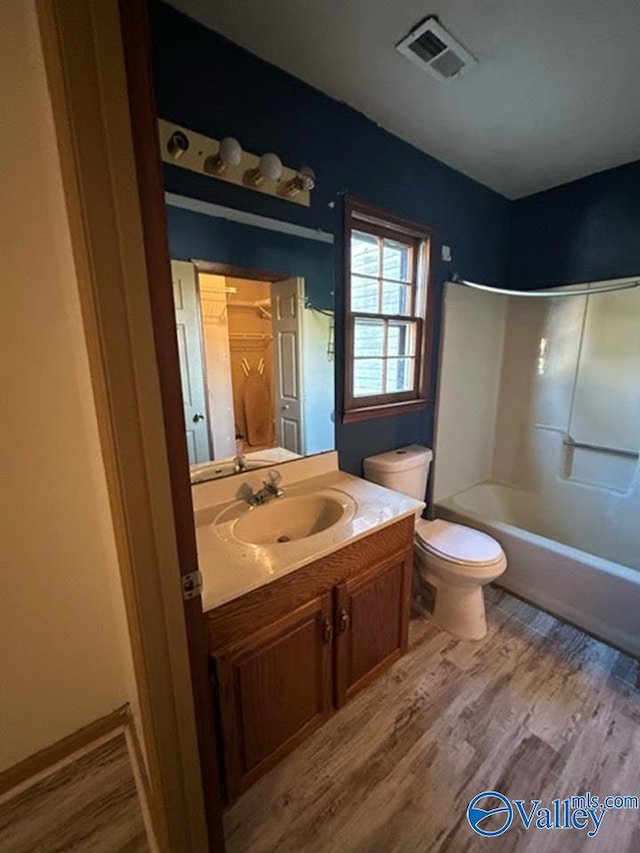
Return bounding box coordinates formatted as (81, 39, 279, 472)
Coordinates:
(194, 260, 289, 283)
(37, 1, 224, 850)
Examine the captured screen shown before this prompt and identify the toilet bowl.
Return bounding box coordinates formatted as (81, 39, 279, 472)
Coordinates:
(363, 445, 507, 640)
(414, 518, 507, 639)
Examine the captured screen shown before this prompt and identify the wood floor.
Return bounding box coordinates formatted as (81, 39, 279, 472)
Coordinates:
(0, 733, 151, 853)
(225, 587, 640, 853)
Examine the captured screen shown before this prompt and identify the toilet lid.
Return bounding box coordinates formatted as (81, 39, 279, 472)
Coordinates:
(415, 518, 504, 566)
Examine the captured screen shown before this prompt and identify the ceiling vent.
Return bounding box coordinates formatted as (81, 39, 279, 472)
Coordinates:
(396, 16, 477, 82)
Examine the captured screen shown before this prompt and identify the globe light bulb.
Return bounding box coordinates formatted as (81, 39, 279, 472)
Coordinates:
(218, 136, 242, 167)
(258, 152, 283, 182)
(204, 136, 243, 175)
(281, 165, 316, 197)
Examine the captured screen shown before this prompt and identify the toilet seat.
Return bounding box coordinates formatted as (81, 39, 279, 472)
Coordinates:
(415, 518, 504, 568)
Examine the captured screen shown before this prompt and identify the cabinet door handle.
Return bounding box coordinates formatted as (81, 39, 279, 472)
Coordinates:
(322, 618, 333, 645)
(338, 608, 349, 634)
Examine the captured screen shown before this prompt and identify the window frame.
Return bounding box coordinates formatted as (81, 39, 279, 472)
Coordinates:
(343, 196, 436, 423)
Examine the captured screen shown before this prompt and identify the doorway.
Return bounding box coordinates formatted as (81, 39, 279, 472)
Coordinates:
(44, 2, 334, 849)
(198, 272, 305, 463)
(202, 274, 277, 458)
(172, 260, 335, 474)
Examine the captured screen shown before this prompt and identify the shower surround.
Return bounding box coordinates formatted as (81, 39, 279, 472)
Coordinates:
(434, 281, 640, 656)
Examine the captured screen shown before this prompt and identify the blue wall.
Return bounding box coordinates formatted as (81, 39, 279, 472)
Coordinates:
(150, 1, 511, 474)
(166, 207, 334, 311)
(509, 159, 640, 289)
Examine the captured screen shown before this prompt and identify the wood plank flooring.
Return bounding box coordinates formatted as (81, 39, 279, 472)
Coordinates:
(0, 732, 150, 853)
(225, 587, 640, 853)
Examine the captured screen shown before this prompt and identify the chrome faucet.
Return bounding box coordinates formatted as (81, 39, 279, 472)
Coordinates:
(233, 453, 247, 473)
(247, 469, 284, 506)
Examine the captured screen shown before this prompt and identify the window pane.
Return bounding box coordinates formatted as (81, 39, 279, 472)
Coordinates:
(385, 358, 415, 393)
(354, 318, 385, 357)
(353, 359, 384, 397)
(387, 320, 417, 357)
(382, 239, 411, 282)
(351, 275, 380, 313)
(381, 281, 411, 315)
(351, 231, 379, 277)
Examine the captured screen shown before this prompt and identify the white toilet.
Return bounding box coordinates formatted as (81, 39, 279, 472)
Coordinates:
(363, 445, 507, 640)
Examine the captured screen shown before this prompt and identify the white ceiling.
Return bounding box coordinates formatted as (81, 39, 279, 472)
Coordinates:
(166, 0, 640, 199)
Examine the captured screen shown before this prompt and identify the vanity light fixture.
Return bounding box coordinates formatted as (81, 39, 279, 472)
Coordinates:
(204, 136, 243, 175)
(158, 119, 313, 207)
(167, 129, 190, 160)
(245, 152, 283, 187)
(280, 166, 316, 198)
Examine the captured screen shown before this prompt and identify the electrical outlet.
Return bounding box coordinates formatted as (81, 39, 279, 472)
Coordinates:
(442, 245, 452, 262)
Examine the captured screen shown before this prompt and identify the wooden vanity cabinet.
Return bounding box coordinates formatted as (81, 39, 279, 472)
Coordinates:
(214, 594, 333, 800)
(334, 553, 409, 707)
(208, 516, 414, 801)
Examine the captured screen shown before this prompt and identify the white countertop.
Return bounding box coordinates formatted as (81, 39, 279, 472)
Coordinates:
(192, 453, 423, 612)
(190, 446, 301, 484)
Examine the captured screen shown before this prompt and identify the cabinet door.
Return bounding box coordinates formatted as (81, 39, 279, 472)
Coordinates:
(215, 592, 333, 800)
(334, 552, 412, 707)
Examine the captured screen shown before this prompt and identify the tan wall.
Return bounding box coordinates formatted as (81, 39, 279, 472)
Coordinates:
(0, 0, 136, 770)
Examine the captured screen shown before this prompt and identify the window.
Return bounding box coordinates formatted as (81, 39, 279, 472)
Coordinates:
(343, 197, 435, 422)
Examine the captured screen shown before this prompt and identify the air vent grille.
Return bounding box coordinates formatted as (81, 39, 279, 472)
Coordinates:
(430, 50, 467, 79)
(409, 31, 447, 63)
(397, 16, 477, 82)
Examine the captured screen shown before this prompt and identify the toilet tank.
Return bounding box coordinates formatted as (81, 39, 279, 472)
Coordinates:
(363, 445, 433, 502)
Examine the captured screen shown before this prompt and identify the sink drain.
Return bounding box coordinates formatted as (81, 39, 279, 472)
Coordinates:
(276, 535, 291, 543)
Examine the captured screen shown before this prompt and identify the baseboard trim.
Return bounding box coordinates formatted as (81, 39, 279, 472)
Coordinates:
(0, 705, 130, 798)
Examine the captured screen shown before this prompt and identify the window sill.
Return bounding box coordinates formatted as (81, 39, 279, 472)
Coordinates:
(341, 398, 431, 424)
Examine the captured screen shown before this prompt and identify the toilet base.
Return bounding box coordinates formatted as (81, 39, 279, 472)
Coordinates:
(422, 570, 489, 640)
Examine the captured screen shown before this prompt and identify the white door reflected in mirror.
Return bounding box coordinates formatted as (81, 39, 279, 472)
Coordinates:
(172, 260, 212, 464)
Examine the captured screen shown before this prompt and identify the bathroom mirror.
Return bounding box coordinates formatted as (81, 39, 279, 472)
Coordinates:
(165, 197, 336, 483)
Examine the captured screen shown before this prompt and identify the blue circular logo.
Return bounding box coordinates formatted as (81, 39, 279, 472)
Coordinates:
(467, 791, 513, 837)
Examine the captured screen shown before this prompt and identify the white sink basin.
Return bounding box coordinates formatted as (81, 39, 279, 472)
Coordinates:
(212, 489, 357, 546)
(235, 496, 345, 545)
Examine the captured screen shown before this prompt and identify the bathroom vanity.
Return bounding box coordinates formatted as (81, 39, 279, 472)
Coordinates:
(193, 453, 422, 802)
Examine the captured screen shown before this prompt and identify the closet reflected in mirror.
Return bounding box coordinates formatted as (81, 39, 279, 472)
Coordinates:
(168, 200, 335, 483)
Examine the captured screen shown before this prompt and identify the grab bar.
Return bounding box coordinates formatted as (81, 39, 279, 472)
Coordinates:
(563, 437, 639, 460)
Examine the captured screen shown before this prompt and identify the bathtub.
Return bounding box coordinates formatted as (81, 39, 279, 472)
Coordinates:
(436, 482, 640, 659)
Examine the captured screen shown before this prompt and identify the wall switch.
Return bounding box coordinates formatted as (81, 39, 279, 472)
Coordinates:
(442, 245, 452, 262)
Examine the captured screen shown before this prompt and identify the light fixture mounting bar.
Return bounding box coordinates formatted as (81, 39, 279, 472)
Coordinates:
(157, 119, 311, 207)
